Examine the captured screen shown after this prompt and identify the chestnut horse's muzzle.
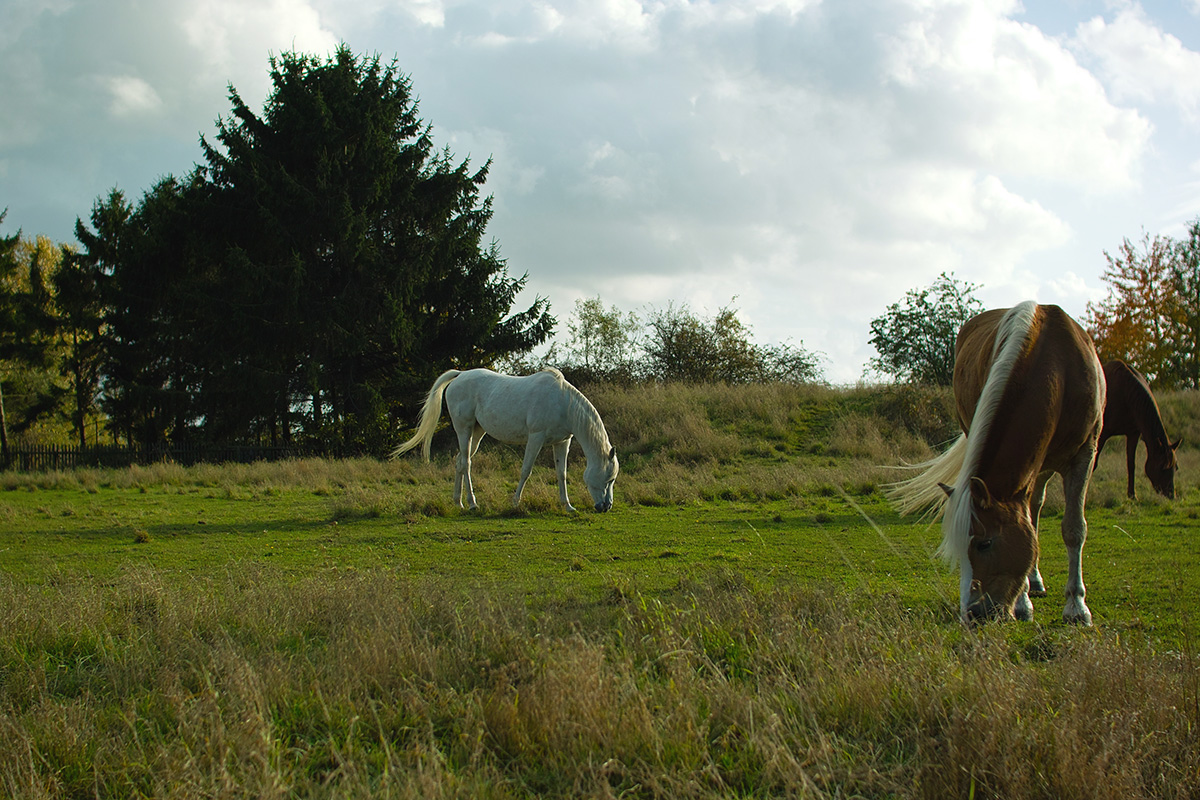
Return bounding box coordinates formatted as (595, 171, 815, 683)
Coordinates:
(965, 594, 1016, 625)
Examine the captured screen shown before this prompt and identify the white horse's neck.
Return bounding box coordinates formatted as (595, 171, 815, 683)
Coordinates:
(562, 381, 612, 462)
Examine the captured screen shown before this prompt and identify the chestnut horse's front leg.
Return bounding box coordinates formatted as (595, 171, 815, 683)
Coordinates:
(1060, 446, 1096, 625)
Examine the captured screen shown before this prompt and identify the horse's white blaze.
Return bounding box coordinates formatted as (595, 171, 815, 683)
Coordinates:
(959, 563, 974, 621)
(394, 367, 618, 512)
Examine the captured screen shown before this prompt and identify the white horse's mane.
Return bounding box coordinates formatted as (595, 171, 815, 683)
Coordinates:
(543, 367, 612, 454)
(939, 301, 1039, 566)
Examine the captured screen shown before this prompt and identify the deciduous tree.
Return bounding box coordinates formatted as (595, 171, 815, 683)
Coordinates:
(868, 273, 983, 385)
(642, 301, 823, 384)
(1083, 228, 1194, 389)
(0, 215, 61, 459)
(1167, 220, 1200, 389)
(562, 296, 641, 383)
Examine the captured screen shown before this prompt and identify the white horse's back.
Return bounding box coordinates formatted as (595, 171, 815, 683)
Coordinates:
(445, 369, 574, 446)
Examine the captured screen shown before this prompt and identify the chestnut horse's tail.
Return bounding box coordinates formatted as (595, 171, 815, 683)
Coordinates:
(392, 369, 462, 461)
(883, 433, 969, 518)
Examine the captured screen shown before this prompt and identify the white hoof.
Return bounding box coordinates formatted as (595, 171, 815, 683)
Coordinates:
(1014, 592, 1034, 622)
(1063, 599, 1092, 626)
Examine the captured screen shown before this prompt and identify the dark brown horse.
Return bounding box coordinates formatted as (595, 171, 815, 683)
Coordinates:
(888, 302, 1105, 624)
(1096, 360, 1180, 499)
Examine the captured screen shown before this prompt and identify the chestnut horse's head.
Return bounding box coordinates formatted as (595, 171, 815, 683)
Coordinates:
(946, 477, 1039, 623)
(1146, 437, 1182, 499)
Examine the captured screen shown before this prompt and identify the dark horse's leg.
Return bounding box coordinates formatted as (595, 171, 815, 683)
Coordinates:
(1124, 432, 1140, 499)
(1092, 432, 1110, 473)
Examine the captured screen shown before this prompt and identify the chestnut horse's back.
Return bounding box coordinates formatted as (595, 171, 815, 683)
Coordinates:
(952, 303, 1105, 480)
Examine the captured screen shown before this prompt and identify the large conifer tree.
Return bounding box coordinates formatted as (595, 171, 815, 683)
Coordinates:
(78, 46, 553, 450)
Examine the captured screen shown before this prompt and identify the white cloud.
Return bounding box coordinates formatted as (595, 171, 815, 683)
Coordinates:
(4, 0, 1193, 382)
(105, 76, 163, 117)
(880, 0, 1150, 190)
(1071, 3, 1200, 125)
(182, 0, 338, 103)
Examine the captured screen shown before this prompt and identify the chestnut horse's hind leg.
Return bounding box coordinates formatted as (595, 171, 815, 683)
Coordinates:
(1026, 473, 1051, 598)
(1015, 473, 1053, 621)
(1060, 446, 1097, 625)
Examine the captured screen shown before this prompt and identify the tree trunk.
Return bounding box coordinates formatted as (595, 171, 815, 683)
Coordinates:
(0, 379, 9, 469)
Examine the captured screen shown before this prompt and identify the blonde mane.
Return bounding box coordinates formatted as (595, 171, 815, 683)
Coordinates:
(938, 301, 1039, 566)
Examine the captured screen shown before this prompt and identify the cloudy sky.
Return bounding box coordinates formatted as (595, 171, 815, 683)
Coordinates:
(3, 0, 1199, 382)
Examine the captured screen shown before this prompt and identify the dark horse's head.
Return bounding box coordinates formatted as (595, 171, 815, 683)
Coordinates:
(1147, 437, 1182, 499)
(948, 477, 1039, 623)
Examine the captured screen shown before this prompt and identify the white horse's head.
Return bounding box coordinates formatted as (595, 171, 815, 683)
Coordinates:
(584, 446, 619, 512)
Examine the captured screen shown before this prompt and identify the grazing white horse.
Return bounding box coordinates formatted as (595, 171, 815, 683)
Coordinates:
(393, 368, 619, 512)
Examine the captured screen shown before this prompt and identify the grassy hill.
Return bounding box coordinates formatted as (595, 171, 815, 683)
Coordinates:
(1, 381, 1198, 798)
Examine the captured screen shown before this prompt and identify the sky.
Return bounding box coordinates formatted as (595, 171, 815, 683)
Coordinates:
(2, 0, 1200, 383)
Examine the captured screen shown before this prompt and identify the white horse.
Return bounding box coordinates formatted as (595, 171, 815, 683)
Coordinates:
(393, 368, 619, 512)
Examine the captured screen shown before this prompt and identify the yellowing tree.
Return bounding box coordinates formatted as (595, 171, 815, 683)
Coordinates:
(1084, 225, 1199, 389)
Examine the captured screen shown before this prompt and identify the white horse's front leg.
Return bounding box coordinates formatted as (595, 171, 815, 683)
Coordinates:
(513, 433, 547, 508)
(1060, 449, 1095, 625)
(551, 438, 575, 512)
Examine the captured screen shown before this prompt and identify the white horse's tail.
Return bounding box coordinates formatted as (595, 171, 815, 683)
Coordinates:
(883, 433, 969, 518)
(392, 369, 461, 461)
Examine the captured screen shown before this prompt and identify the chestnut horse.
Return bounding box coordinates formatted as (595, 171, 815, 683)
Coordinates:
(1096, 360, 1180, 499)
(887, 302, 1105, 624)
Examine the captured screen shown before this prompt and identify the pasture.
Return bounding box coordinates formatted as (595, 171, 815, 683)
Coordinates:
(2, 382, 1199, 798)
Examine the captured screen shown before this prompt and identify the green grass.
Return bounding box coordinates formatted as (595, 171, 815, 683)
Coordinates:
(2, 382, 1199, 798)
(2, 458, 1196, 647)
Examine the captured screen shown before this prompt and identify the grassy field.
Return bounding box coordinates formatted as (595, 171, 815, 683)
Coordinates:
(2, 383, 1199, 798)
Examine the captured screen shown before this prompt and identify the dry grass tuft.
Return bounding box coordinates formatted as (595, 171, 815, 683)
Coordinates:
(2, 567, 1197, 798)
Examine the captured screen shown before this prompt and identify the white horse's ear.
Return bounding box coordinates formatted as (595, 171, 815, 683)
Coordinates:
(608, 446, 616, 460)
(938, 482, 954, 498)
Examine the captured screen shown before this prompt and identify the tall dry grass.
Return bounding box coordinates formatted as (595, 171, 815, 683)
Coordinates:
(0, 383, 957, 515)
(1, 567, 1196, 798)
(2, 382, 1188, 518)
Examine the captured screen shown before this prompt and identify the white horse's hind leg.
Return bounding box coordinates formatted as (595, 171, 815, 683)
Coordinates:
(513, 432, 547, 508)
(1060, 448, 1095, 625)
(453, 424, 484, 510)
(551, 438, 575, 512)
